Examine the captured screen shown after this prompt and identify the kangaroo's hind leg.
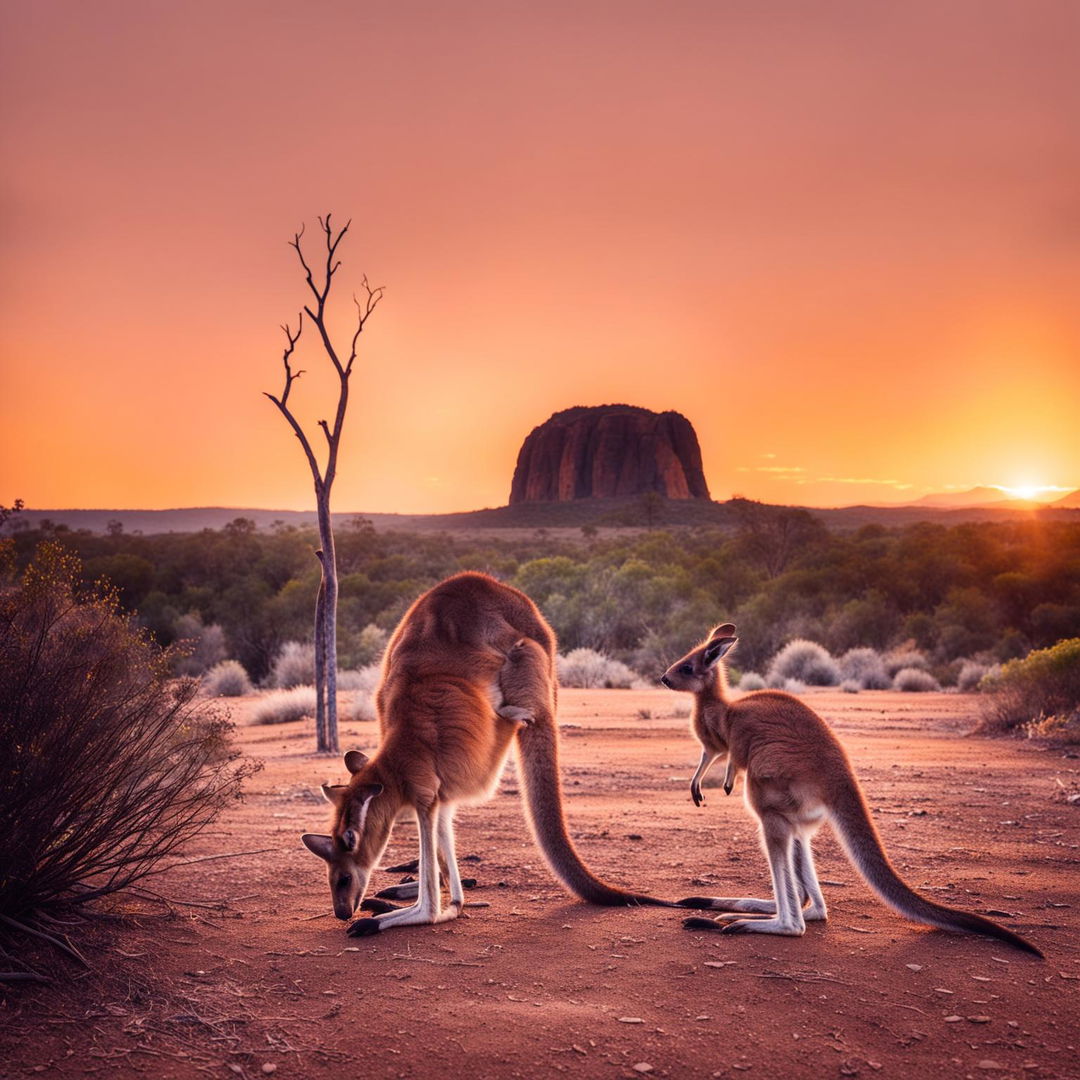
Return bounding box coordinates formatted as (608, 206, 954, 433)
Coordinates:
(793, 833, 827, 921)
(711, 811, 806, 936)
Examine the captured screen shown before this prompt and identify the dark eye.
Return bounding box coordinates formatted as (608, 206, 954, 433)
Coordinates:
(679, 664, 693, 676)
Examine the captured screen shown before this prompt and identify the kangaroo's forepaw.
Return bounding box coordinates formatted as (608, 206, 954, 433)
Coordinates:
(497, 705, 534, 727)
(359, 898, 399, 915)
(683, 916, 723, 931)
(346, 917, 382, 937)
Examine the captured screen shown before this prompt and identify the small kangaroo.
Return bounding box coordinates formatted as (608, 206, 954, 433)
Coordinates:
(302, 572, 675, 935)
(660, 624, 1042, 956)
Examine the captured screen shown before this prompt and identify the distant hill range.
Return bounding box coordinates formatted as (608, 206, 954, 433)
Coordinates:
(900, 486, 1080, 510)
(13, 493, 1079, 536)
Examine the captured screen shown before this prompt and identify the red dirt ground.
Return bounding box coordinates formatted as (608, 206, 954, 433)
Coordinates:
(2, 689, 1078, 1080)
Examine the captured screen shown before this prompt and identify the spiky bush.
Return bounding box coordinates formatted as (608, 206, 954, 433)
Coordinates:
(893, 667, 941, 692)
(957, 659, 993, 692)
(884, 648, 930, 678)
(202, 659, 253, 697)
(840, 679, 861, 693)
(557, 648, 637, 689)
(767, 639, 840, 687)
(251, 686, 317, 724)
(838, 647, 891, 690)
(978, 638, 1080, 736)
(268, 640, 315, 689)
(0, 542, 257, 934)
(737, 672, 766, 691)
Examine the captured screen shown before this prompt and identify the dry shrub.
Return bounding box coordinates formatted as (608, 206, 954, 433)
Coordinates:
(979, 638, 1080, 739)
(557, 648, 637, 689)
(0, 543, 258, 938)
(202, 659, 253, 697)
(737, 672, 766, 692)
(892, 667, 941, 692)
(268, 640, 315, 689)
(884, 647, 930, 678)
(767, 639, 840, 687)
(838, 647, 891, 690)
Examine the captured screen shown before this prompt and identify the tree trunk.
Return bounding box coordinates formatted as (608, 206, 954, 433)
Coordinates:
(313, 551, 328, 752)
(316, 501, 340, 754)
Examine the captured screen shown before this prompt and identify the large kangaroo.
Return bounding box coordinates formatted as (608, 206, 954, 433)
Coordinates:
(660, 624, 1042, 956)
(303, 572, 674, 935)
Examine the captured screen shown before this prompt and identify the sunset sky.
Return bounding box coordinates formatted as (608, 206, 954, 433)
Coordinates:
(2, 1, 1078, 514)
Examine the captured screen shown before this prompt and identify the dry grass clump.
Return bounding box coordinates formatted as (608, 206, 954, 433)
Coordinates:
(252, 686, 317, 724)
(0, 542, 257, 969)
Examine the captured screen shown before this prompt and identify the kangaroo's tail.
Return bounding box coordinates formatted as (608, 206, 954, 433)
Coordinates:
(829, 780, 1042, 957)
(515, 717, 675, 908)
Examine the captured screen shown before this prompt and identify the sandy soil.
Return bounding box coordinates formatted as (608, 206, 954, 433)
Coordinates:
(2, 689, 1078, 1080)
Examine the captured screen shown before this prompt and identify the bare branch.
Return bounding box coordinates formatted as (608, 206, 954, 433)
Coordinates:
(275, 314, 305, 409)
(346, 277, 386, 375)
(262, 391, 323, 485)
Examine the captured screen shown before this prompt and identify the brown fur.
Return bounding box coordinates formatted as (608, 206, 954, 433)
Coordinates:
(303, 572, 674, 935)
(661, 625, 1042, 956)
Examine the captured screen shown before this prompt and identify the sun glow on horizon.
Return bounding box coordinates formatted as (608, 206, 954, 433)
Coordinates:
(997, 483, 1065, 502)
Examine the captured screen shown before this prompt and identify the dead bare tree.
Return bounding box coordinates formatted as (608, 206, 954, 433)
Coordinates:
(264, 215, 383, 754)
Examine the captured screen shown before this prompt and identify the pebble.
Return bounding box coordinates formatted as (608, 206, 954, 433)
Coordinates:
(968, 1016, 992, 1024)
(618, 1017, 644, 1024)
(262, 1066, 278, 1076)
(905, 964, 923, 971)
(633, 1065, 653, 1074)
(976, 1062, 1004, 1072)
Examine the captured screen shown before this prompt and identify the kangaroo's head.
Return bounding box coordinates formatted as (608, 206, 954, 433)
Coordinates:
(660, 623, 738, 694)
(301, 750, 390, 920)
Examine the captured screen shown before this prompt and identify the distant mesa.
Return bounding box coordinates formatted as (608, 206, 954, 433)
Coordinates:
(509, 404, 710, 504)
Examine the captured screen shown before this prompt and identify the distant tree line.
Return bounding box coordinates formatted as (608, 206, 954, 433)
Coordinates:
(6, 507, 1079, 686)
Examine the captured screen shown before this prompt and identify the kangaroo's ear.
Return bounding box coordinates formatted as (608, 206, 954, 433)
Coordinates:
(321, 783, 349, 807)
(344, 750, 369, 775)
(703, 636, 737, 667)
(302, 833, 335, 861)
(709, 623, 737, 641)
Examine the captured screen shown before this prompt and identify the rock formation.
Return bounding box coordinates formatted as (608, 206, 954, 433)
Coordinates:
(509, 404, 710, 503)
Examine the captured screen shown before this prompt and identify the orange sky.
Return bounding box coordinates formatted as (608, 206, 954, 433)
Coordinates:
(2, 1, 1078, 514)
